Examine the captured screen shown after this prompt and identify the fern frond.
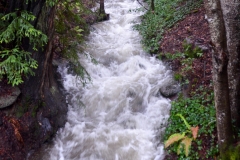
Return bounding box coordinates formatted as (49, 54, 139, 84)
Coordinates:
(0, 10, 46, 86)
(0, 11, 48, 49)
(176, 113, 191, 130)
(181, 137, 192, 156)
(0, 48, 37, 86)
(177, 142, 184, 155)
(164, 133, 185, 148)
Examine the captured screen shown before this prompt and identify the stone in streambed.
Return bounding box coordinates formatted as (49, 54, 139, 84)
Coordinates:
(159, 79, 180, 98)
(0, 87, 21, 109)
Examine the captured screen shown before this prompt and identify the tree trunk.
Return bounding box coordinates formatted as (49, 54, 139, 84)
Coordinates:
(99, 0, 105, 14)
(0, 0, 67, 158)
(20, 0, 67, 134)
(220, 0, 240, 128)
(98, 0, 109, 21)
(151, 0, 155, 11)
(204, 0, 233, 155)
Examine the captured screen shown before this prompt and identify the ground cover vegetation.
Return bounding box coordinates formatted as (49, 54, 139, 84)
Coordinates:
(136, 0, 220, 159)
(134, 0, 202, 53)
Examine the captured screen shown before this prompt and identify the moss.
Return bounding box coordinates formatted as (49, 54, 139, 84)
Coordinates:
(31, 105, 39, 118)
(14, 98, 41, 118)
(220, 145, 240, 160)
(50, 86, 57, 95)
(15, 105, 28, 118)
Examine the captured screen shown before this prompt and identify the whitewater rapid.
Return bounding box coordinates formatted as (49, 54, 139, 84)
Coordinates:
(43, 0, 172, 159)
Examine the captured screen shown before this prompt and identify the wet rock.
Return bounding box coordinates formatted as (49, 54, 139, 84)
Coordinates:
(0, 87, 21, 109)
(159, 79, 180, 98)
(37, 114, 52, 138)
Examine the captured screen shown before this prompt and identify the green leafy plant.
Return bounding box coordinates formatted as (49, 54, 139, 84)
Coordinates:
(25, 0, 58, 6)
(0, 48, 38, 86)
(165, 114, 199, 157)
(134, 0, 203, 53)
(220, 145, 240, 160)
(0, 10, 48, 86)
(164, 52, 185, 59)
(182, 41, 203, 58)
(160, 42, 203, 86)
(54, 0, 93, 84)
(164, 89, 217, 159)
(174, 73, 183, 82)
(163, 41, 203, 61)
(46, 0, 59, 7)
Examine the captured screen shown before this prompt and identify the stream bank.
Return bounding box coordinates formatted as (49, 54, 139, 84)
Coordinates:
(0, 1, 98, 159)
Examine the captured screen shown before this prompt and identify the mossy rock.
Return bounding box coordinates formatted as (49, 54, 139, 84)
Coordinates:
(0, 87, 21, 109)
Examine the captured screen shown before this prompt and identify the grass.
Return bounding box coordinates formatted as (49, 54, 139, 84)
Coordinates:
(134, 0, 202, 53)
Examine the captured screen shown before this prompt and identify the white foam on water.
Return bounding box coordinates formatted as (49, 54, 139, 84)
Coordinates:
(44, 0, 172, 159)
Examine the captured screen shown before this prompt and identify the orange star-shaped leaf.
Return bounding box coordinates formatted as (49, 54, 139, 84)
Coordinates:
(191, 126, 199, 140)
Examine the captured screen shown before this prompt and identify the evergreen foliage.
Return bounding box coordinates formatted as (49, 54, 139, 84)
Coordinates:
(54, 0, 95, 84)
(0, 0, 96, 86)
(0, 10, 47, 86)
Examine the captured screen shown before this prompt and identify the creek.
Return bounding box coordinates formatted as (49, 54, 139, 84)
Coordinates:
(40, 0, 172, 159)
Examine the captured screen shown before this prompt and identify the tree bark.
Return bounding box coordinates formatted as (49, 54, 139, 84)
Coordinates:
(220, 0, 240, 128)
(204, 0, 233, 155)
(151, 0, 155, 11)
(98, 0, 109, 21)
(0, 0, 67, 158)
(99, 0, 105, 14)
(20, 1, 67, 132)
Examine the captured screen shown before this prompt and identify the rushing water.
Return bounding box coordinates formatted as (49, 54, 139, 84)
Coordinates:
(42, 0, 173, 159)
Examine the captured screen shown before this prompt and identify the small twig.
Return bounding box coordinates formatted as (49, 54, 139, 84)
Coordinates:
(0, 148, 14, 160)
(204, 61, 206, 78)
(207, 120, 216, 127)
(136, 0, 149, 11)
